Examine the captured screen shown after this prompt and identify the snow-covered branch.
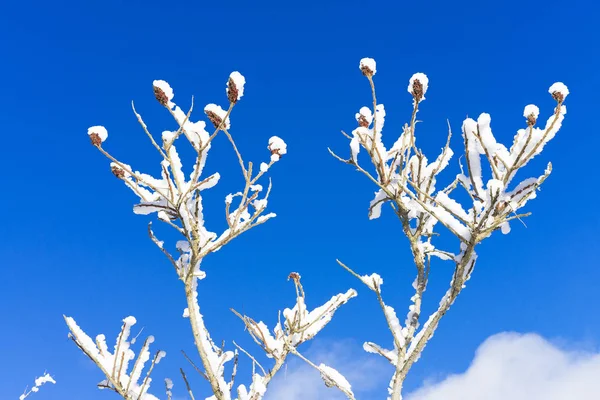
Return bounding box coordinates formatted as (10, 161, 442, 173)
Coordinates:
(64, 315, 164, 399)
(232, 273, 357, 400)
(87, 74, 284, 283)
(75, 71, 354, 400)
(19, 373, 56, 400)
(81, 72, 286, 400)
(332, 57, 568, 399)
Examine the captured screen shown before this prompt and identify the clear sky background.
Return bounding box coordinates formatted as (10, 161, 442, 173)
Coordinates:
(1, 0, 599, 399)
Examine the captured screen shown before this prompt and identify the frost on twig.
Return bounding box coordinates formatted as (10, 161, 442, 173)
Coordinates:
(64, 315, 164, 399)
(19, 373, 56, 400)
(331, 57, 568, 399)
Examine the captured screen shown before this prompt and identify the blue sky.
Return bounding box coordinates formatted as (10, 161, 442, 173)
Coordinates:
(1, 0, 599, 399)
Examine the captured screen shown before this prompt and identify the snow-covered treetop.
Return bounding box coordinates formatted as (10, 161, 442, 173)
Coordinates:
(338, 57, 568, 258)
(329, 58, 569, 399)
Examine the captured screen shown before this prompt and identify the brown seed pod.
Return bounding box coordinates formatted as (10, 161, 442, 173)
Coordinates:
(111, 165, 126, 179)
(288, 272, 301, 281)
(227, 77, 239, 104)
(206, 111, 223, 128)
(412, 79, 424, 102)
(89, 133, 102, 147)
(153, 86, 169, 106)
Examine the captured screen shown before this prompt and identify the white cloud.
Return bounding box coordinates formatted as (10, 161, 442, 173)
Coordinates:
(406, 332, 600, 400)
(260, 333, 600, 399)
(264, 339, 388, 400)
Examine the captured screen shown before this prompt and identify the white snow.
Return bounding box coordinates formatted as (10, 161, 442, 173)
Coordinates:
(318, 363, 353, 395)
(283, 289, 357, 345)
(64, 315, 161, 399)
(155, 350, 167, 363)
(153, 80, 175, 108)
(34, 374, 56, 387)
(88, 126, 108, 142)
(408, 73, 429, 99)
(359, 57, 377, 75)
(523, 104, 540, 119)
(363, 341, 399, 365)
(349, 136, 360, 163)
(360, 273, 383, 291)
(355, 106, 373, 126)
(228, 71, 246, 101)
(548, 82, 569, 99)
(384, 305, 404, 344)
(204, 103, 231, 129)
(268, 136, 287, 162)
